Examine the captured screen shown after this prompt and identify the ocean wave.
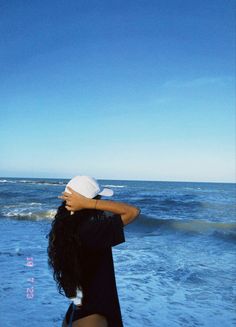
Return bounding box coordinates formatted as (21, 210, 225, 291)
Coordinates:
(2, 206, 236, 241)
(1, 208, 56, 221)
(0, 180, 127, 188)
(0, 179, 25, 184)
(3, 202, 42, 208)
(133, 214, 236, 241)
(18, 179, 66, 186)
(0, 249, 24, 257)
(141, 197, 234, 211)
(0, 179, 66, 186)
(137, 214, 236, 231)
(157, 199, 202, 207)
(137, 197, 204, 209)
(102, 184, 126, 188)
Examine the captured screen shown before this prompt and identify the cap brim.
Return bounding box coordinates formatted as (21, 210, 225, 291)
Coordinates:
(98, 188, 114, 196)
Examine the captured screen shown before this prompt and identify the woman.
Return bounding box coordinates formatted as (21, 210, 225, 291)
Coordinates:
(47, 175, 141, 327)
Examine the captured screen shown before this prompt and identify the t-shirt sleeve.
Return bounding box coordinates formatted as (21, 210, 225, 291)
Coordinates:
(81, 213, 125, 250)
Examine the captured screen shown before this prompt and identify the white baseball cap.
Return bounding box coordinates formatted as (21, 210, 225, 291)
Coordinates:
(64, 175, 114, 198)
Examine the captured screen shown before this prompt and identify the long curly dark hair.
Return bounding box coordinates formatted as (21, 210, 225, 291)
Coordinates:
(47, 195, 101, 299)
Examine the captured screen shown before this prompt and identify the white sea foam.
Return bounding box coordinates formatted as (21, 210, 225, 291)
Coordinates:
(3, 202, 42, 209)
(0, 179, 65, 186)
(102, 184, 126, 188)
(18, 180, 64, 186)
(2, 208, 56, 220)
(28, 202, 42, 206)
(0, 179, 17, 183)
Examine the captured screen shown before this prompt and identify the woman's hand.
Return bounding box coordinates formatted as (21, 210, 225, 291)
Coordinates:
(58, 186, 94, 212)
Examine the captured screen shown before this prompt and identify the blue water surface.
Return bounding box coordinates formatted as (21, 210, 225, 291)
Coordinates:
(0, 177, 235, 327)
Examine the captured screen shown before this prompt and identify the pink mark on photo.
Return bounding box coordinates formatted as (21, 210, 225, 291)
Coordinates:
(26, 287, 34, 299)
(26, 257, 35, 299)
(26, 257, 34, 267)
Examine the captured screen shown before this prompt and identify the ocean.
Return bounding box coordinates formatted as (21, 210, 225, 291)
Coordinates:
(0, 177, 235, 327)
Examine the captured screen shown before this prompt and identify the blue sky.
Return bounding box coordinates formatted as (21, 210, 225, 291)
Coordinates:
(0, 0, 235, 182)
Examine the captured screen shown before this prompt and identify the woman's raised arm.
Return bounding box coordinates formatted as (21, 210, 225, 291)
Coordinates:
(58, 186, 141, 226)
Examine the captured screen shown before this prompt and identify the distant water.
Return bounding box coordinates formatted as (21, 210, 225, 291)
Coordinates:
(0, 177, 235, 327)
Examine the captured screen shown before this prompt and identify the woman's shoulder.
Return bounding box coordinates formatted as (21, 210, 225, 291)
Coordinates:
(75, 209, 106, 224)
(78, 209, 125, 249)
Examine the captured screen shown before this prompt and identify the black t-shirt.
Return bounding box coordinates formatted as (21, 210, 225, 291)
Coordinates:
(75, 210, 126, 327)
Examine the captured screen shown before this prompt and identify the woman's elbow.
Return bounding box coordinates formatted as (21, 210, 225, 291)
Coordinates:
(122, 206, 141, 226)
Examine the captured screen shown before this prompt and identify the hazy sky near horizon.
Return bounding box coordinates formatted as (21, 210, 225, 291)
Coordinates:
(0, 0, 235, 182)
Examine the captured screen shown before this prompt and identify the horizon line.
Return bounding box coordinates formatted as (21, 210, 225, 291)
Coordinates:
(0, 175, 235, 185)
